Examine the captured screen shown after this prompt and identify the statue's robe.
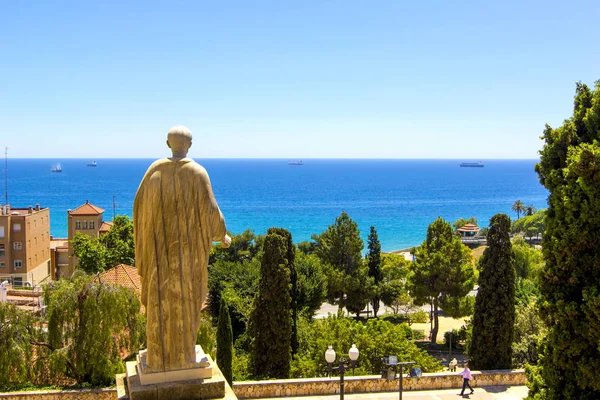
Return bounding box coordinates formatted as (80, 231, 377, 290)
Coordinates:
(134, 158, 226, 372)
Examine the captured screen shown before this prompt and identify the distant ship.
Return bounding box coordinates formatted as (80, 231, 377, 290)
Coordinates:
(51, 164, 62, 172)
(460, 161, 484, 168)
(288, 160, 303, 166)
(87, 161, 97, 167)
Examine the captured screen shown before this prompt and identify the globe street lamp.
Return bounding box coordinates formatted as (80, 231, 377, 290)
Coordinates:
(325, 344, 360, 400)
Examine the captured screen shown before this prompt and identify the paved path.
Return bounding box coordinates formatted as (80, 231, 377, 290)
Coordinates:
(251, 385, 528, 399)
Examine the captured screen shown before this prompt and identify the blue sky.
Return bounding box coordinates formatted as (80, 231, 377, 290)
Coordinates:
(1, 1, 599, 159)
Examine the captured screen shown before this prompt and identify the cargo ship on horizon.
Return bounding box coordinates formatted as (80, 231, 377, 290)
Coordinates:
(460, 161, 484, 167)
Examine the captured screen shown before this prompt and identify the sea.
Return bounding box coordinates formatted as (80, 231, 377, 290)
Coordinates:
(3, 159, 547, 252)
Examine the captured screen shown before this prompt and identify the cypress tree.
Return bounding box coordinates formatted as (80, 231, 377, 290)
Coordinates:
(367, 226, 383, 317)
(469, 213, 515, 370)
(533, 81, 600, 398)
(267, 227, 298, 354)
(250, 232, 292, 379)
(216, 296, 233, 386)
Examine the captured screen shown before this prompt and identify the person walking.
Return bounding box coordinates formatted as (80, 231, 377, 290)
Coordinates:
(458, 362, 474, 396)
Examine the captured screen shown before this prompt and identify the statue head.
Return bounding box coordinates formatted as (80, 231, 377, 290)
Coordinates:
(166, 126, 193, 158)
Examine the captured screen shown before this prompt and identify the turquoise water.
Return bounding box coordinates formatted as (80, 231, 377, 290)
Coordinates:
(4, 159, 547, 252)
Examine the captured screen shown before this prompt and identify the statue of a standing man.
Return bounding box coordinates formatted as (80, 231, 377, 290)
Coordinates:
(134, 126, 231, 372)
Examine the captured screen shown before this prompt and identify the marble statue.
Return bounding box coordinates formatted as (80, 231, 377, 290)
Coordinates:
(134, 126, 231, 372)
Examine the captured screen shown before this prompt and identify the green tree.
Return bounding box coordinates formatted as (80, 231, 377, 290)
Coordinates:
(366, 226, 383, 317)
(295, 252, 327, 318)
(511, 209, 546, 239)
(409, 217, 475, 343)
(0, 303, 36, 388)
(379, 253, 411, 314)
(470, 214, 515, 370)
(531, 80, 600, 399)
(210, 229, 262, 264)
(297, 240, 317, 255)
(525, 205, 537, 216)
(250, 232, 292, 379)
(71, 232, 107, 274)
(345, 262, 374, 319)
(42, 272, 144, 386)
(515, 277, 541, 308)
(313, 212, 364, 311)
(100, 215, 135, 267)
(207, 258, 260, 340)
(217, 297, 233, 386)
(512, 200, 526, 220)
(512, 299, 546, 368)
(196, 312, 216, 360)
(267, 227, 298, 355)
(512, 235, 544, 279)
(71, 216, 136, 273)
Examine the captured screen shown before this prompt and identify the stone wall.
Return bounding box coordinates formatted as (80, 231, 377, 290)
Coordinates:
(0, 389, 116, 400)
(233, 369, 527, 399)
(0, 370, 526, 399)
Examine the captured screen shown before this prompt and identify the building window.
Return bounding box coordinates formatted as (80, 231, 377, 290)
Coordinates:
(14, 260, 23, 269)
(0, 243, 4, 257)
(90, 221, 95, 229)
(0, 262, 5, 268)
(83, 221, 88, 229)
(76, 221, 81, 229)
(0, 226, 4, 238)
(13, 277, 22, 286)
(13, 223, 21, 232)
(13, 242, 22, 250)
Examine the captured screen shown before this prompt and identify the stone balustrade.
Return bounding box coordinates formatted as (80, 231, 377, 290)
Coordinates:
(0, 370, 526, 399)
(233, 369, 527, 399)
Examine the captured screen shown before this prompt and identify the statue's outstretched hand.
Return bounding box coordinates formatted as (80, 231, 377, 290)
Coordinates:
(221, 234, 232, 248)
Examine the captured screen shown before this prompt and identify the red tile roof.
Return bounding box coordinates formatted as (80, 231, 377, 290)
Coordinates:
(457, 223, 480, 232)
(99, 221, 113, 232)
(95, 264, 141, 293)
(68, 200, 105, 216)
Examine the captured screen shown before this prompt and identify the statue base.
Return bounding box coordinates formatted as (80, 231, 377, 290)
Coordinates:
(136, 346, 212, 385)
(123, 346, 232, 400)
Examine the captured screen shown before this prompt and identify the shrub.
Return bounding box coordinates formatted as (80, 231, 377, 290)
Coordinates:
(290, 315, 441, 378)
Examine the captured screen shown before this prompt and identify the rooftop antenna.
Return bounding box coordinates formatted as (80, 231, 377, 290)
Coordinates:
(3, 147, 7, 206)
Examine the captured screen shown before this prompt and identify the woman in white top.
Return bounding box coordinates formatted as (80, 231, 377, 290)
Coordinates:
(458, 363, 474, 396)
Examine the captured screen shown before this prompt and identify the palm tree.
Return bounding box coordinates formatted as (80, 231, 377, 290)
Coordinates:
(525, 204, 537, 216)
(512, 200, 525, 219)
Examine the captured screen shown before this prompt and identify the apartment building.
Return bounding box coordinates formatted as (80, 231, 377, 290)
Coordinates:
(0, 204, 51, 286)
(64, 200, 112, 276)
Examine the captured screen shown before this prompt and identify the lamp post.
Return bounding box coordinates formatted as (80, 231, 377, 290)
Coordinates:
(381, 357, 415, 400)
(397, 361, 415, 400)
(325, 344, 360, 400)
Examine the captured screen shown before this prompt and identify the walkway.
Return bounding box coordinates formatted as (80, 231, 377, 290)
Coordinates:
(251, 385, 528, 399)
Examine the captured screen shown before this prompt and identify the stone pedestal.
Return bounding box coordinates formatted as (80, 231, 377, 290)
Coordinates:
(137, 345, 213, 385)
(125, 347, 229, 400)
